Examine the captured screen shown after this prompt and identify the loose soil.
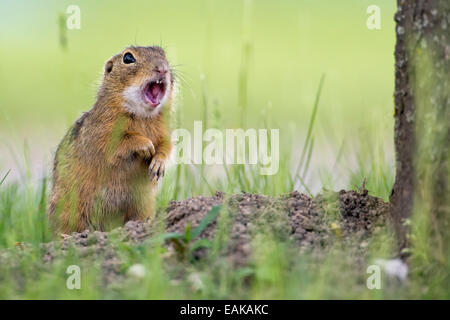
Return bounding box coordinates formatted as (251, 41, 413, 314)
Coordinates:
(4, 189, 389, 285)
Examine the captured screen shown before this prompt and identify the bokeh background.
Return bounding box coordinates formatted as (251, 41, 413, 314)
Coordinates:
(0, 0, 396, 197)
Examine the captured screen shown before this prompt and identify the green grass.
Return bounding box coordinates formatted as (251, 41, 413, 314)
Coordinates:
(0, 185, 441, 300)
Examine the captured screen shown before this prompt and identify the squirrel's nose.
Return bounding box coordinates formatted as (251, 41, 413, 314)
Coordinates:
(153, 64, 168, 75)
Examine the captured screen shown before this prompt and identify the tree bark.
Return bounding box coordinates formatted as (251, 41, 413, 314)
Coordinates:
(391, 0, 449, 257)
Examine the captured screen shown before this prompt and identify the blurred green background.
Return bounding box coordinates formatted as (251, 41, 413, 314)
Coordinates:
(0, 0, 396, 196)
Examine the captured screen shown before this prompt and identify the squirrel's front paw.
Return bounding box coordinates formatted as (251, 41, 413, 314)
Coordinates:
(148, 156, 165, 182)
(136, 140, 156, 160)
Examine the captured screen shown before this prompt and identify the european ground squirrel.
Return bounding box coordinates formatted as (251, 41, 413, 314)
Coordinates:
(49, 46, 175, 233)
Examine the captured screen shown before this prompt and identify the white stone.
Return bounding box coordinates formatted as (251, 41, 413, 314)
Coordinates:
(127, 264, 147, 279)
(375, 258, 408, 281)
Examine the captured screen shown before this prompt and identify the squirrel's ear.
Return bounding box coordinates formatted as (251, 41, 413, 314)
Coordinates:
(105, 60, 113, 74)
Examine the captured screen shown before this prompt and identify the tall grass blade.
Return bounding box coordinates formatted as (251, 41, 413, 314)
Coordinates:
(0, 169, 11, 186)
(294, 74, 325, 181)
(191, 205, 222, 239)
(301, 136, 315, 180)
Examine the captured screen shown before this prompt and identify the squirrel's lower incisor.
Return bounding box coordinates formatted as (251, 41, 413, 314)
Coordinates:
(49, 46, 175, 233)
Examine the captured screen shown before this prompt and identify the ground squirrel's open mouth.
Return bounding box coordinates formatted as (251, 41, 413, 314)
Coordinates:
(143, 79, 166, 107)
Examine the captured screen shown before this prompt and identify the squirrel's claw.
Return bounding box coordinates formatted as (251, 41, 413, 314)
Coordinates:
(148, 157, 165, 182)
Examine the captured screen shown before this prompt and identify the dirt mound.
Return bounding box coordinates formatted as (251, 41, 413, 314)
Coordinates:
(32, 189, 388, 283)
(163, 189, 387, 264)
(166, 192, 224, 237)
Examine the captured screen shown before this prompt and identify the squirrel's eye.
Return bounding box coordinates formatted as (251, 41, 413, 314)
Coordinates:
(123, 52, 136, 64)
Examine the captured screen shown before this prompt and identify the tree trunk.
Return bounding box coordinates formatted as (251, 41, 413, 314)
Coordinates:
(391, 0, 449, 256)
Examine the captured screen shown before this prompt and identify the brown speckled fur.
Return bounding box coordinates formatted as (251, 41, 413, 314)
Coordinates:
(49, 46, 175, 233)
